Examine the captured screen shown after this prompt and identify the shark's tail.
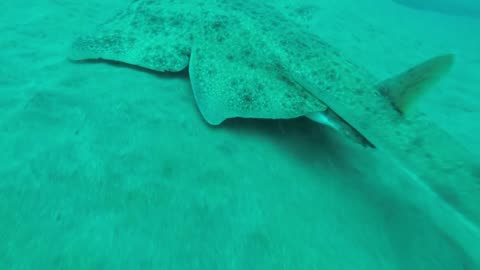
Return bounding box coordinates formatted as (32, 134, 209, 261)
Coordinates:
(377, 54, 480, 266)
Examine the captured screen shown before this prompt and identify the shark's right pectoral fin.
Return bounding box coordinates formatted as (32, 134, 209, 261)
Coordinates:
(377, 54, 454, 115)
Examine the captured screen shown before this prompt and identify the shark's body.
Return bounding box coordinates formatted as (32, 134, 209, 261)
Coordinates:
(70, 0, 480, 265)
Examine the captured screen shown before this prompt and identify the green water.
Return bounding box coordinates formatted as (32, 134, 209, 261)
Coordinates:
(1, 0, 479, 269)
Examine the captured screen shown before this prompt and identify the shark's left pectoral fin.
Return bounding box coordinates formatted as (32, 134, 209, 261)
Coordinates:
(377, 54, 454, 114)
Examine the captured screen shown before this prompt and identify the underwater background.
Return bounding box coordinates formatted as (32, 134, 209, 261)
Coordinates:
(1, 0, 479, 269)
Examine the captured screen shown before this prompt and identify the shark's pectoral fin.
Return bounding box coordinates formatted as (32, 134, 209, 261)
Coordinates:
(68, 1, 193, 72)
(188, 17, 328, 126)
(377, 54, 454, 114)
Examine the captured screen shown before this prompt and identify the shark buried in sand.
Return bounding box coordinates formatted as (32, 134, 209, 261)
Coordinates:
(70, 0, 480, 263)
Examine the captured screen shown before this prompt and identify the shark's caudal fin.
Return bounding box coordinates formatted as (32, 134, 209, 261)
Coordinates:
(377, 54, 454, 114)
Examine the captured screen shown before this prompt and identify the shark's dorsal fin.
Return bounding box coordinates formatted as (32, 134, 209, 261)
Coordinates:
(378, 54, 454, 114)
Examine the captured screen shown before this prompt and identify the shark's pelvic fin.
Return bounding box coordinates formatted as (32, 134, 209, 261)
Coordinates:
(377, 54, 454, 114)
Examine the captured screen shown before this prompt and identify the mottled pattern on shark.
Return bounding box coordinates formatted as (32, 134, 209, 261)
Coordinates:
(70, 0, 480, 265)
(70, 0, 330, 125)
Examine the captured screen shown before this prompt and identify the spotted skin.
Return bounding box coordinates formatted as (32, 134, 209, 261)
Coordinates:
(70, 0, 329, 125)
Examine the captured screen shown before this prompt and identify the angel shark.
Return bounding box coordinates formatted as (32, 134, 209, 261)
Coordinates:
(69, 0, 480, 265)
